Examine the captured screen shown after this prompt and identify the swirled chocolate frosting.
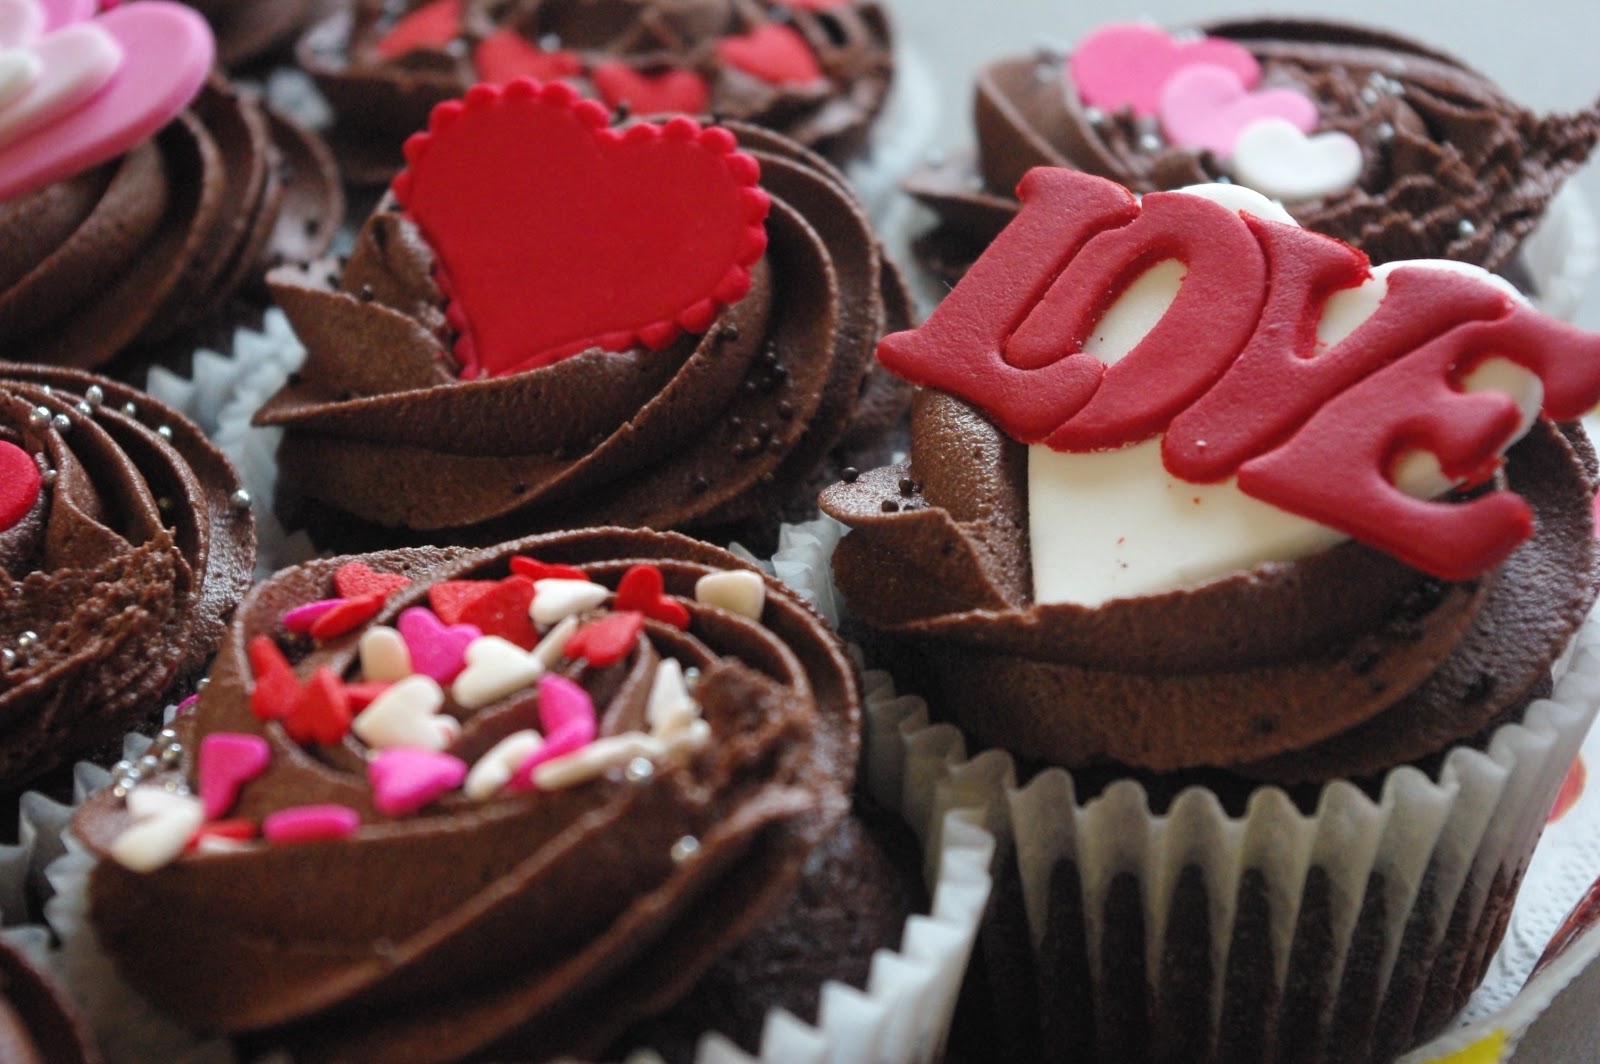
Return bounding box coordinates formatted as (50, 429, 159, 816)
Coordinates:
(0, 364, 255, 789)
(909, 19, 1600, 279)
(0, 78, 343, 372)
(256, 119, 911, 546)
(299, 0, 894, 184)
(182, 0, 327, 68)
(75, 527, 861, 1063)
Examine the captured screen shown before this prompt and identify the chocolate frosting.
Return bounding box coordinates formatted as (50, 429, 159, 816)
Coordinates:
(182, 0, 326, 68)
(299, 0, 894, 184)
(0, 78, 343, 372)
(821, 388, 1599, 784)
(75, 526, 860, 1063)
(908, 18, 1600, 278)
(0, 363, 255, 789)
(257, 120, 910, 545)
(0, 937, 100, 1064)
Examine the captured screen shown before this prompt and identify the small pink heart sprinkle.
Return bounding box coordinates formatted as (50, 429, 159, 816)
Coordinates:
(262, 804, 360, 845)
(281, 598, 341, 634)
(368, 748, 468, 817)
(1158, 63, 1318, 157)
(38, 0, 96, 34)
(198, 732, 271, 819)
(1068, 22, 1260, 119)
(511, 674, 597, 790)
(398, 606, 482, 685)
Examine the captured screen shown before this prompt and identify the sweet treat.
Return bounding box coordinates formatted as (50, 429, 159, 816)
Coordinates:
(256, 78, 910, 548)
(182, 0, 326, 69)
(0, 363, 255, 791)
(908, 18, 1600, 285)
(821, 168, 1600, 1060)
(0, 0, 343, 371)
(0, 935, 100, 1064)
(67, 525, 913, 1062)
(298, 0, 895, 185)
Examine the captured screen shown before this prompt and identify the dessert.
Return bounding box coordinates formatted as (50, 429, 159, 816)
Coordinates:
(0, 363, 255, 791)
(298, 0, 895, 185)
(0, 0, 343, 372)
(0, 934, 100, 1064)
(257, 78, 910, 549)
(181, 0, 326, 69)
(71, 526, 887, 1062)
(908, 18, 1600, 285)
(821, 167, 1600, 1060)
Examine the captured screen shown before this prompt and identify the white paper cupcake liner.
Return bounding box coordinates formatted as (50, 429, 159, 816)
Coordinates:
(1522, 184, 1599, 323)
(844, 44, 940, 225)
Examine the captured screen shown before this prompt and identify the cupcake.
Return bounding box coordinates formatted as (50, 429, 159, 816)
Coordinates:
(181, 0, 328, 70)
(821, 168, 1600, 1061)
(68, 526, 952, 1062)
(0, 933, 99, 1063)
(256, 78, 910, 550)
(0, 363, 255, 792)
(907, 18, 1600, 292)
(0, 0, 343, 373)
(298, 0, 894, 185)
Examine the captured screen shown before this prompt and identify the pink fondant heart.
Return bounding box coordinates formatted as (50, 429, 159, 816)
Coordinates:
(1068, 22, 1259, 119)
(1158, 63, 1317, 157)
(0, 440, 41, 531)
(0, 24, 120, 151)
(0, 1, 212, 203)
(263, 804, 360, 845)
(368, 748, 468, 817)
(198, 732, 271, 820)
(391, 79, 769, 377)
(0, 0, 44, 47)
(715, 24, 821, 85)
(281, 597, 341, 634)
(591, 61, 711, 116)
(375, 0, 459, 60)
(0, 50, 40, 112)
(397, 606, 481, 684)
(36, 0, 93, 33)
(510, 673, 597, 789)
(473, 29, 581, 84)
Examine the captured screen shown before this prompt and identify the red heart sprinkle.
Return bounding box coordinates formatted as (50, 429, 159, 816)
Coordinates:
(283, 668, 352, 746)
(308, 593, 388, 641)
(376, 0, 461, 59)
(565, 611, 644, 667)
(458, 575, 539, 649)
(592, 62, 711, 116)
(428, 579, 495, 625)
(715, 24, 822, 85)
(474, 30, 582, 84)
(0, 441, 42, 532)
(345, 681, 393, 711)
(509, 557, 589, 582)
(333, 562, 411, 600)
(248, 636, 298, 722)
(613, 564, 691, 629)
(391, 78, 770, 377)
(187, 819, 258, 849)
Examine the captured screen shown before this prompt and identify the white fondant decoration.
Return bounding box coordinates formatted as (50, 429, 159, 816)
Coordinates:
(693, 569, 766, 620)
(0, 23, 120, 150)
(112, 786, 204, 873)
(452, 635, 544, 709)
(1229, 117, 1362, 203)
(530, 615, 578, 670)
(1028, 187, 1542, 608)
(0, 48, 40, 112)
(530, 578, 607, 628)
(352, 674, 458, 750)
(464, 730, 543, 800)
(358, 625, 412, 683)
(1174, 181, 1297, 224)
(646, 658, 699, 740)
(0, 0, 44, 49)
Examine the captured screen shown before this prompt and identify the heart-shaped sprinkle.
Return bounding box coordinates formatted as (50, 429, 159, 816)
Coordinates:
(390, 79, 769, 377)
(281, 598, 341, 634)
(189, 818, 256, 854)
(198, 732, 271, 819)
(1067, 22, 1259, 119)
(358, 625, 412, 683)
(0, 0, 45, 48)
(345, 682, 391, 711)
(308, 592, 387, 641)
(509, 557, 588, 582)
(531, 614, 579, 669)
(125, 783, 197, 821)
(353, 674, 457, 750)
(474, 29, 581, 84)
(645, 658, 698, 739)
(510, 673, 598, 789)
(283, 667, 352, 746)
(247, 636, 298, 722)
(263, 804, 360, 845)
(452, 635, 544, 709)
(1230, 117, 1362, 202)
(1158, 63, 1317, 157)
(0, 23, 119, 151)
(111, 787, 203, 872)
(0, 47, 40, 112)
(0, 2, 214, 203)
(591, 61, 711, 116)
(398, 606, 480, 684)
(37, 0, 94, 34)
(614, 564, 691, 629)
(463, 729, 543, 800)
(715, 24, 821, 85)
(333, 561, 411, 600)
(565, 611, 643, 667)
(427, 579, 493, 625)
(530, 578, 607, 627)
(375, 0, 459, 60)
(457, 574, 539, 649)
(534, 732, 659, 791)
(693, 569, 765, 620)
(0, 440, 41, 531)
(368, 748, 468, 817)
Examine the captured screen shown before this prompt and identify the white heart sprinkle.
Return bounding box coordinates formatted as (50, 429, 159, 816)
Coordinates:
(452, 636, 544, 709)
(693, 569, 766, 620)
(0, 48, 40, 111)
(530, 578, 607, 627)
(1229, 118, 1362, 203)
(646, 659, 699, 739)
(463, 730, 544, 801)
(125, 782, 195, 821)
(352, 675, 453, 750)
(111, 790, 203, 873)
(534, 733, 661, 791)
(359, 625, 412, 683)
(0, 24, 121, 151)
(531, 615, 579, 670)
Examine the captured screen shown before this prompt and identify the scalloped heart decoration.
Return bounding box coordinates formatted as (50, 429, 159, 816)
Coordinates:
(391, 79, 770, 378)
(0, 439, 41, 531)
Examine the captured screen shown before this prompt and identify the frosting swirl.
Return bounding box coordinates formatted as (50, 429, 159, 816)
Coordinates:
(0, 363, 255, 788)
(75, 526, 860, 1062)
(182, 0, 324, 68)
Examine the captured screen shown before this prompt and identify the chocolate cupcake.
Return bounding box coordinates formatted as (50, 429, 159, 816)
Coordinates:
(298, 0, 894, 186)
(908, 18, 1600, 290)
(0, 363, 255, 791)
(181, 0, 328, 70)
(821, 169, 1600, 1061)
(0, 934, 99, 1064)
(257, 78, 909, 550)
(0, 2, 343, 373)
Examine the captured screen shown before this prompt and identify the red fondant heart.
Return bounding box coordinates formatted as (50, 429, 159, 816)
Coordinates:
(715, 24, 822, 85)
(0, 440, 42, 532)
(508, 556, 588, 583)
(333, 561, 411, 600)
(613, 564, 691, 629)
(457, 574, 539, 649)
(376, 0, 461, 60)
(308, 592, 388, 641)
(248, 636, 298, 722)
(391, 79, 769, 377)
(284, 667, 352, 746)
(428, 579, 494, 625)
(473, 30, 582, 84)
(565, 611, 643, 667)
(591, 61, 711, 116)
